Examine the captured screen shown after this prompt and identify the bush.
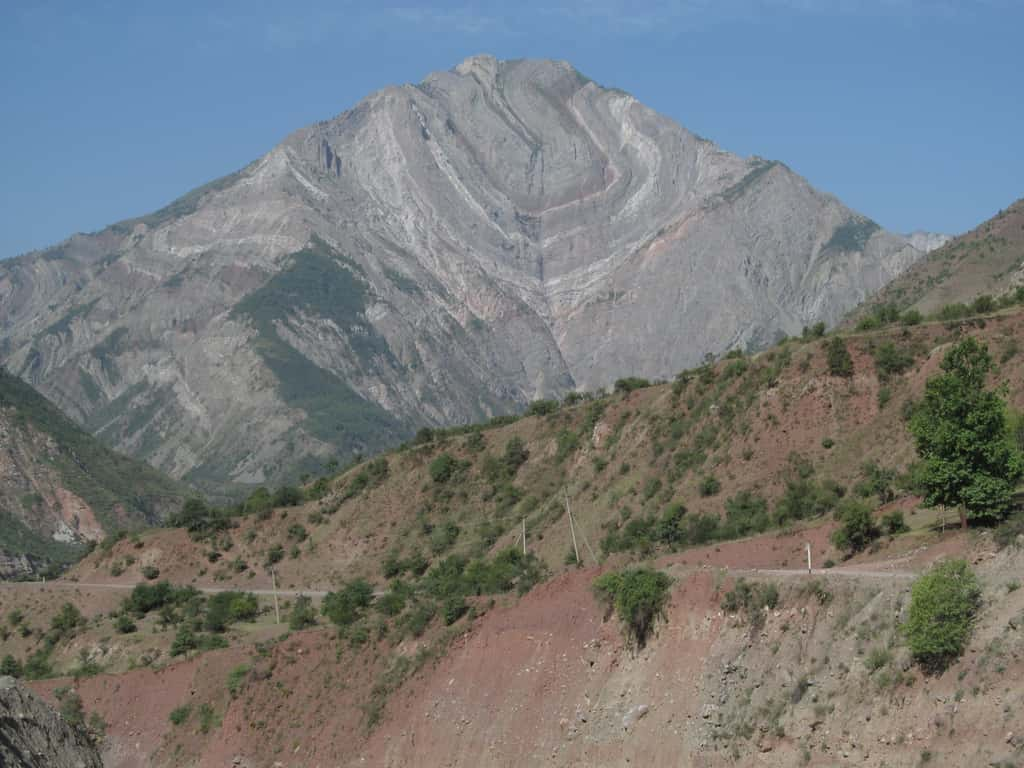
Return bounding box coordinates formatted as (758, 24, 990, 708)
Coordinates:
(169, 704, 191, 726)
(226, 664, 250, 698)
(141, 565, 160, 580)
(593, 568, 672, 650)
(271, 486, 303, 508)
(903, 560, 981, 672)
(614, 377, 652, 394)
(265, 545, 284, 567)
(865, 647, 892, 672)
(502, 438, 529, 475)
(826, 337, 854, 378)
(873, 342, 915, 381)
(289, 595, 316, 630)
(901, 309, 923, 326)
(526, 399, 559, 416)
(698, 475, 721, 497)
(114, 614, 137, 634)
(429, 453, 458, 484)
(1, 654, 22, 677)
(442, 596, 468, 625)
(322, 579, 375, 627)
(723, 491, 770, 538)
(169, 498, 231, 539)
(722, 579, 779, 615)
(882, 510, 909, 535)
(831, 500, 880, 555)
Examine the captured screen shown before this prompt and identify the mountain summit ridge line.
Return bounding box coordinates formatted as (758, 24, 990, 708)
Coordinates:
(0, 55, 944, 490)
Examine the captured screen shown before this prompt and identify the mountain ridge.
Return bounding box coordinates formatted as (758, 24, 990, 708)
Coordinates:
(0, 55, 942, 491)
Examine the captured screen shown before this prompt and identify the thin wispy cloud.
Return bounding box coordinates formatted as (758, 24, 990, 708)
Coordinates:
(389, 6, 497, 34)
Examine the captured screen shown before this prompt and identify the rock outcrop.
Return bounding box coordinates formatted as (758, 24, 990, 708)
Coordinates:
(0, 55, 943, 490)
(0, 677, 103, 768)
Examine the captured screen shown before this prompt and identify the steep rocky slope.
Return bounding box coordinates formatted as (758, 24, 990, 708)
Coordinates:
(0, 55, 940, 491)
(0, 676, 103, 768)
(0, 368, 186, 578)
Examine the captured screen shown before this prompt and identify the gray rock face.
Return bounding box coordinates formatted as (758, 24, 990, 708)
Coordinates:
(0, 55, 937, 490)
(0, 677, 104, 768)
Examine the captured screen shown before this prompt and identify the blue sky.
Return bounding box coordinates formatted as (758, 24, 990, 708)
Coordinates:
(1, 0, 1022, 259)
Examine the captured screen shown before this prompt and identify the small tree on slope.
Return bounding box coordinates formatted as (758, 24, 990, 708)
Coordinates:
(908, 338, 1023, 529)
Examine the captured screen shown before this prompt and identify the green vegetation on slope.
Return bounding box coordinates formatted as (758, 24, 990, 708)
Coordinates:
(231, 238, 406, 459)
(0, 368, 186, 566)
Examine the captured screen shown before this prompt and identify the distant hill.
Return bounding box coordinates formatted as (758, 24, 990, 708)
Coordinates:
(0, 368, 186, 578)
(0, 55, 940, 493)
(859, 198, 1024, 316)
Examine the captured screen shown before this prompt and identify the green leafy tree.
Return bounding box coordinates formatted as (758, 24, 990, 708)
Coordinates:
(903, 559, 981, 672)
(909, 338, 1024, 528)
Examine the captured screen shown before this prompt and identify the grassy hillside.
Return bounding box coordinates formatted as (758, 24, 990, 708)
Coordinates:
(857, 198, 1024, 318)
(70, 303, 1024, 597)
(4, 304, 1023, 766)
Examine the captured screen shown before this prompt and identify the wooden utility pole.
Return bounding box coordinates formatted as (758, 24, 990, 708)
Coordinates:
(565, 490, 580, 565)
(271, 569, 281, 625)
(522, 518, 527, 555)
(806, 543, 812, 575)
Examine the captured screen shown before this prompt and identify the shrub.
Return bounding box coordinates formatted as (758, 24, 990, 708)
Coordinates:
(289, 595, 317, 630)
(271, 486, 303, 508)
(826, 337, 854, 378)
(114, 614, 137, 634)
(169, 705, 191, 726)
(903, 559, 981, 672)
(169, 498, 230, 539)
(197, 703, 220, 734)
(141, 565, 160, 580)
(698, 475, 721, 497)
(170, 626, 197, 657)
(526, 399, 559, 417)
(822, 437, 834, 449)
(322, 579, 375, 627)
(865, 647, 893, 672)
(802, 322, 826, 339)
(226, 664, 250, 698)
(1, 654, 22, 677)
(877, 386, 891, 409)
(429, 453, 458, 484)
(592, 568, 672, 650)
(614, 377, 652, 394)
(502, 438, 529, 475)
(901, 309, 923, 326)
(722, 579, 780, 615)
(442, 596, 468, 625)
(264, 545, 284, 567)
(56, 689, 84, 727)
(831, 500, 880, 555)
(882, 510, 909, 535)
(723, 491, 770, 538)
(873, 342, 915, 381)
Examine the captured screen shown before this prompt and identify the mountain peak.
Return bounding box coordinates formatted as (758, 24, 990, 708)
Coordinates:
(0, 56, 937, 491)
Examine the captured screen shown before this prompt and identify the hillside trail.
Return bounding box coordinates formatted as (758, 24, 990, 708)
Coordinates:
(0, 561, 917, 602)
